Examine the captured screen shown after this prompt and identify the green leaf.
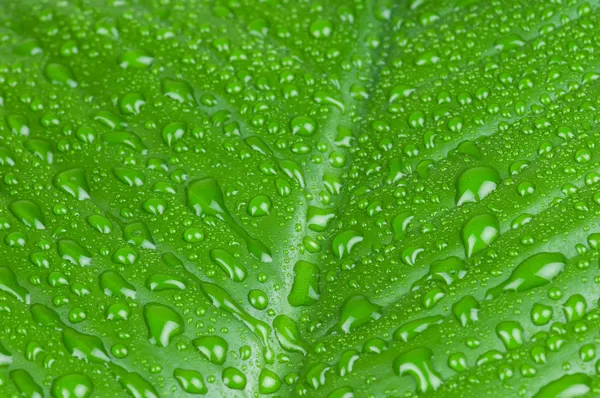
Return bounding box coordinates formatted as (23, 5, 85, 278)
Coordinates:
(1, 0, 600, 397)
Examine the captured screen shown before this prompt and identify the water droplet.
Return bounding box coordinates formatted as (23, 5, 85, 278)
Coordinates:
(0, 267, 29, 303)
(309, 19, 332, 38)
(332, 230, 363, 259)
(329, 294, 381, 334)
(200, 282, 273, 362)
(495, 321, 524, 350)
(209, 248, 247, 282)
(247, 195, 271, 217)
(288, 260, 320, 307)
(306, 206, 335, 232)
(62, 327, 110, 363)
(173, 368, 207, 395)
(162, 122, 186, 147)
(188, 178, 272, 262)
(461, 213, 499, 257)
(393, 316, 444, 342)
(9, 200, 45, 229)
(258, 368, 282, 394)
(563, 294, 587, 323)
(192, 335, 228, 365)
(222, 367, 246, 390)
(120, 93, 146, 115)
(123, 222, 155, 249)
(452, 296, 479, 327)
(393, 347, 442, 393)
(51, 373, 93, 398)
(113, 167, 145, 187)
(533, 373, 591, 397)
(6, 114, 30, 136)
(273, 315, 308, 355)
(25, 138, 53, 163)
(44, 63, 77, 87)
(291, 116, 316, 136)
(10, 369, 43, 398)
(58, 240, 92, 266)
(119, 50, 154, 69)
(146, 274, 186, 291)
(486, 252, 566, 298)
(531, 303, 553, 325)
(99, 270, 136, 298)
(144, 303, 184, 347)
(162, 78, 195, 104)
(54, 168, 90, 200)
(456, 166, 500, 206)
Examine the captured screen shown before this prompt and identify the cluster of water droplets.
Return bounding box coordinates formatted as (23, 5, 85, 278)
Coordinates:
(1, 0, 600, 397)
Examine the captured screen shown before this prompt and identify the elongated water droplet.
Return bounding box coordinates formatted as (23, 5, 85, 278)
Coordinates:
(62, 327, 110, 363)
(144, 303, 184, 347)
(113, 367, 159, 398)
(119, 50, 154, 69)
(306, 206, 335, 232)
(103, 132, 146, 152)
(209, 248, 247, 282)
(412, 257, 466, 290)
(146, 274, 186, 291)
(533, 373, 591, 397)
(486, 252, 566, 298)
(273, 315, 308, 355)
(86, 214, 112, 234)
(99, 270, 136, 298)
(123, 222, 155, 249)
(200, 282, 273, 362)
(288, 260, 320, 307)
(9, 200, 45, 229)
(6, 114, 30, 136)
(0, 342, 12, 366)
(120, 93, 146, 115)
(58, 240, 92, 266)
(45, 63, 77, 87)
(24, 138, 53, 163)
(113, 167, 145, 187)
(10, 369, 43, 398)
(393, 316, 443, 342)
(188, 178, 272, 262)
(0, 267, 29, 303)
(54, 168, 90, 200)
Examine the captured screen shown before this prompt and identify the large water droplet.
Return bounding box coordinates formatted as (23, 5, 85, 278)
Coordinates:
(9, 200, 45, 229)
(329, 294, 382, 334)
(456, 166, 500, 206)
(461, 213, 499, 257)
(192, 335, 228, 365)
(144, 303, 184, 347)
(392, 347, 442, 393)
(486, 252, 566, 298)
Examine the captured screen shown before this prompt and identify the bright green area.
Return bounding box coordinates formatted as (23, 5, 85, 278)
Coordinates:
(0, 0, 600, 396)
